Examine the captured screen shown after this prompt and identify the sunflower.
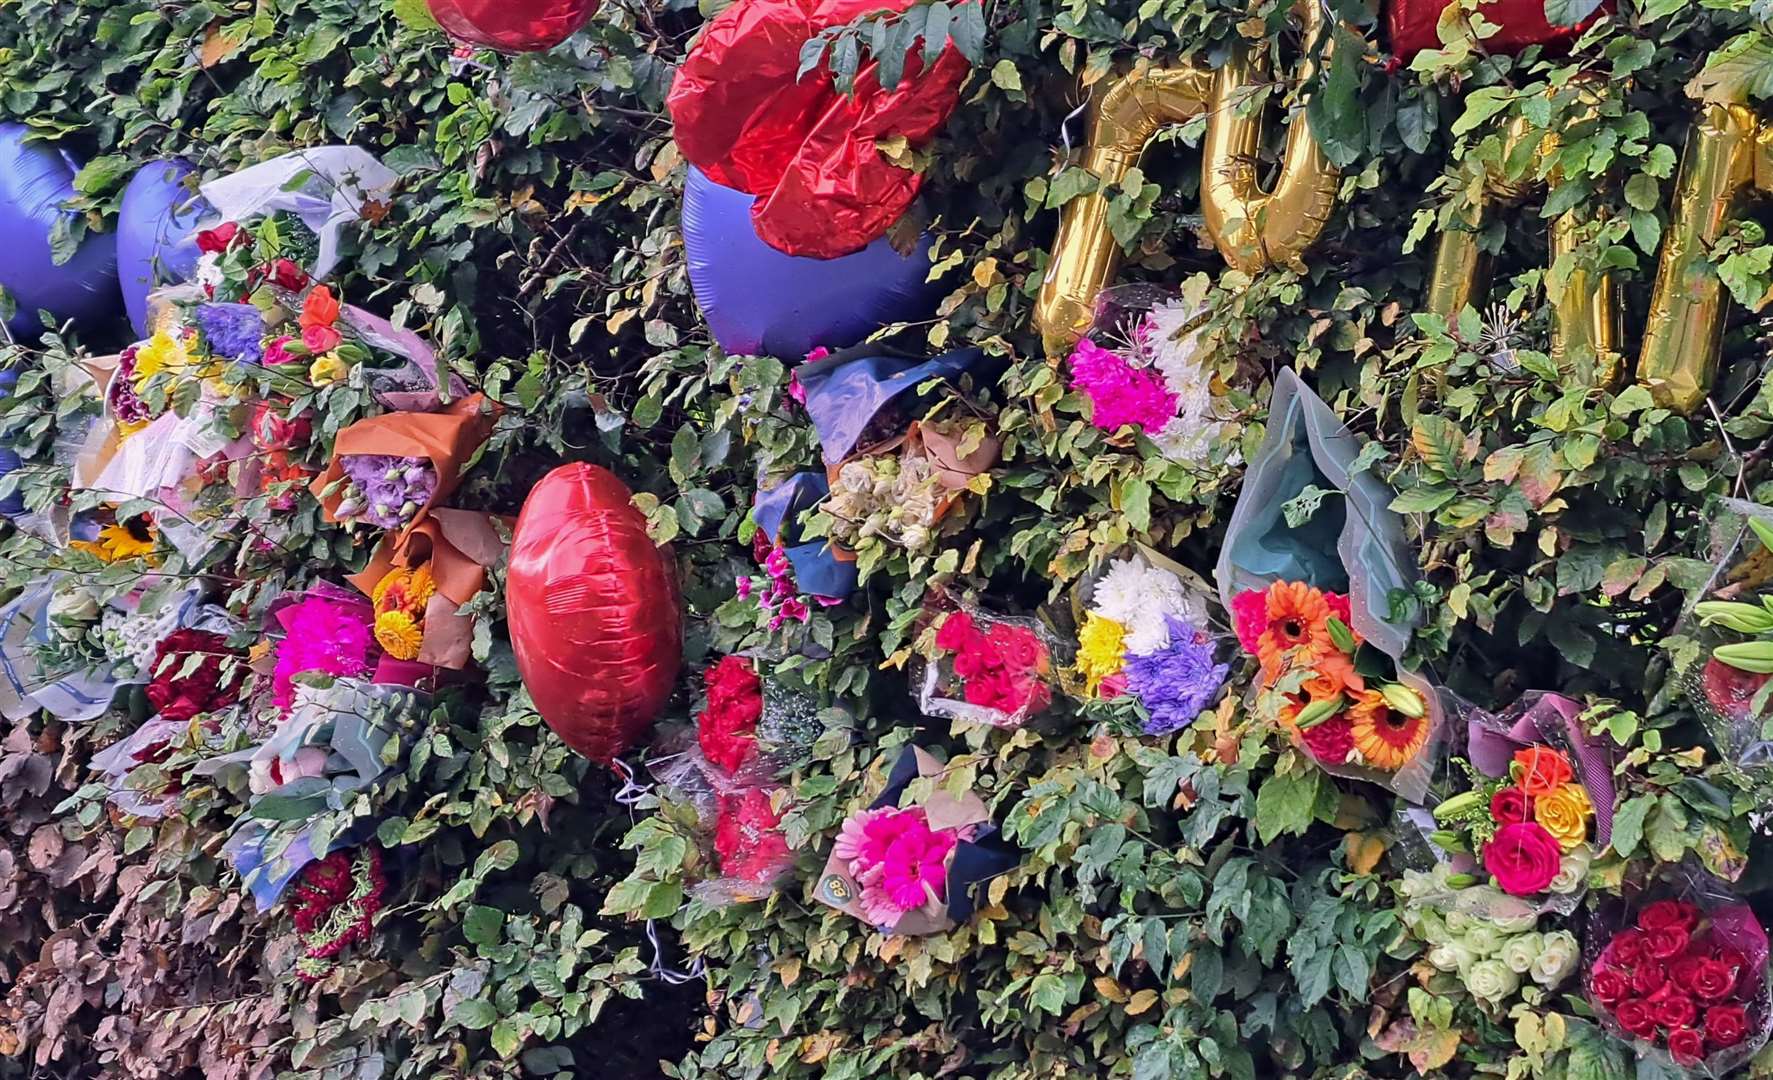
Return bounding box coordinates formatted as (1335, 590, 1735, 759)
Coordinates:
(72, 517, 157, 563)
(374, 609, 424, 661)
(1349, 689, 1429, 772)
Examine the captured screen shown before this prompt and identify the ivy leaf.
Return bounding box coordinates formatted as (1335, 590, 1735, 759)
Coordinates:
(1543, 0, 1603, 26)
(1255, 769, 1320, 844)
(1305, 28, 1367, 168)
(1610, 794, 1652, 858)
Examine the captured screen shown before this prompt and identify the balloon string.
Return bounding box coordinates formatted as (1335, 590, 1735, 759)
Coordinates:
(610, 758, 653, 807)
(1060, 96, 1091, 158)
(646, 918, 705, 985)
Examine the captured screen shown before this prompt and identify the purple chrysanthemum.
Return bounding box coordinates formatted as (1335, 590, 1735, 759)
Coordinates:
(1124, 616, 1230, 735)
(196, 303, 267, 365)
(336, 454, 436, 530)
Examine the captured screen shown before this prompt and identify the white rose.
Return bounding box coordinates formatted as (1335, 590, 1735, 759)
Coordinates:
(1445, 911, 1473, 934)
(1462, 923, 1505, 957)
(1549, 847, 1592, 895)
(1415, 910, 1452, 946)
(1531, 930, 1580, 988)
(1464, 958, 1521, 1004)
(47, 586, 100, 636)
(1427, 941, 1475, 973)
(1499, 932, 1543, 975)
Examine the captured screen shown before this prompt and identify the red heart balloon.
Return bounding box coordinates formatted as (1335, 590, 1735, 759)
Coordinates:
(1388, 0, 1613, 61)
(508, 464, 682, 763)
(426, 0, 600, 53)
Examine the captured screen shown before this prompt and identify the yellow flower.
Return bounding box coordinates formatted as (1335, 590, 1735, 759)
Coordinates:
(374, 609, 424, 661)
(70, 518, 157, 563)
(373, 564, 437, 617)
(1348, 690, 1429, 772)
(133, 329, 190, 385)
(1076, 613, 1127, 694)
(1533, 782, 1593, 852)
(308, 352, 349, 386)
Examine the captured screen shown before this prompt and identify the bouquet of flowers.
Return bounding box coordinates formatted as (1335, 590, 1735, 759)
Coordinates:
(1073, 547, 1232, 735)
(1066, 284, 1237, 467)
(1398, 869, 1581, 1008)
(816, 747, 1016, 936)
(749, 472, 858, 618)
(1586, 877, 1772, 1074)
(89, 717, 206, 820)
(692, 655, 823, 784)
(815, 420, 999, 567)
(143, 626, 248, 723)
(268, 586, 379, 713)
(920, 602, 1062, 729)
(1233, 579, 1435, 787)
(1678, 500, 1773, 766)
(1217, 370, 1445, 801)
(346, 509, 507, 671)
(313, 394, 495, 536)
(794, 346, 989, 467)
(287, 846, 387, 982)
(1423, 693, 1613, 909)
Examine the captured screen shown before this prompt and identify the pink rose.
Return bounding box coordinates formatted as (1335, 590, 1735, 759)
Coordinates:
(1667, 1026, 1706, 1066)
(1482, 822, 1562, 896)
(1489, 787, 1533, 825)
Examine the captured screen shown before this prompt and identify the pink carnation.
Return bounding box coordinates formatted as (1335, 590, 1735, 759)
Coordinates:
(272, 596, 375, 709)
(1231, 589, 1268, 653)
(1068, 337, 1178, 434)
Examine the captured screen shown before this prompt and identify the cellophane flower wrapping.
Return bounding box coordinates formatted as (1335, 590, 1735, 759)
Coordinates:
(1069, 545, 1234, 735)
(1216, 368, 1447, 802)
(649, 733, 799, 908)
(1584, 870, 1772, 1076)
(192, 147, 396, 283)
(1414, 692, 1615, 917)
(1396, 867, 1584, 1009)
(90, 717, 198, 820)
(917, 602, 1066, 730)
(1067, 284, 1236, 468)
(1674, 498, 1773, 768)
(688, 655, 824, 789)
(815, 746, 1016, 937)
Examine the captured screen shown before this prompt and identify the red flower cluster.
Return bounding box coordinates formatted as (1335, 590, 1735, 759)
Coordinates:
(713, 788, 793, 886)
(144, 629, 246, 723)
(195, 222, 244, 254)
(933, 611, 1051, 717)
(1590, 899, 1760, 1066)
(698, 656, 764, 773)
(288, 847, 387, 982)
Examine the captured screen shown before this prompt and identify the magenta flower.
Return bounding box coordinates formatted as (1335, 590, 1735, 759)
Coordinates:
(1068, 337, 1178, 434)
(836, 807, 957, 926)
(1231, 589, 1268, 654)
(272, 595, 375, 709)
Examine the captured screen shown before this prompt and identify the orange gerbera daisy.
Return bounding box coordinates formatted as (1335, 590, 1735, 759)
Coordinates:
(1256, 582, 1335, 675)
(1349, 690, 1429, 772)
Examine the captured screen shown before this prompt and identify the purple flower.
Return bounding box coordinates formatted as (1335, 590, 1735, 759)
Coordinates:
(337, 454, 436, 530)
(196, 303, 267, 365)
(1124, 616, 1230, 735)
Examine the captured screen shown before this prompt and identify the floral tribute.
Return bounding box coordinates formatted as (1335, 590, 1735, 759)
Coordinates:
(1684, 513, 1773, 766)
(1075, 553, 1230, 735)
(1430, 744, 1596, 901)
(710, 788, 794, 892)
(697, 655, 764, 775)
(270, 592, 376, 711)
(1400, 869, 1582, 1007)
(287, 846, 388, 982)
(371, 563, 436, 662)
(924, 607, 1056, 728)
(144, 628, 247, 723)
(1067, 291, 1230, 466)
(1233, 580, 1431, 776)
(334, 455, 439, 532)
(1587, 895, 1771, 1071)
(832, 806, 960, 927)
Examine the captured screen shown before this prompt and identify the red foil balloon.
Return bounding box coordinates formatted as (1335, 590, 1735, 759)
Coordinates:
(426, 0, 599, 52)
(667, 0, 969, 260)
(508, 464, 682, 763)
(1388, 0, 1613, 61)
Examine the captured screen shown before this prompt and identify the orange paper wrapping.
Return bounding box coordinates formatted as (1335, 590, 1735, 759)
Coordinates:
(349, 508, 511, 670)
(311, 393, 497, 532)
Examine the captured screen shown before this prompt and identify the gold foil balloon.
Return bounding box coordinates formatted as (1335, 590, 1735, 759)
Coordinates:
(1033, 63, 1211, 355)
(1034, 0, 1340, 354)
(1202, 0, 1340, 275)
(1637, 105, 1761, 413)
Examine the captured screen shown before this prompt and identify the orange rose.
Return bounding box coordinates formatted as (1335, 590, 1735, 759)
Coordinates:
(1512, 746, 1574, 797)
(300, 285, 340, 330)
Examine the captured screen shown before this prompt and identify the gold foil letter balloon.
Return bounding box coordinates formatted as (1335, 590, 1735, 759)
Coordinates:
(1034, 0, 1340, 354)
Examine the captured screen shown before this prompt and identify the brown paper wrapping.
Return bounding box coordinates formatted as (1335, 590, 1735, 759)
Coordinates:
(815, 748, 990, 937)
(311, 393, 496, 530)
(348, 508, 511, 670)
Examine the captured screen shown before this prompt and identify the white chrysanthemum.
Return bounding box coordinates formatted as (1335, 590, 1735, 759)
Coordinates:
(1141, 299, 1229, 466)
(194, 252, 224, 292)
(1090, 557, 1199, 654)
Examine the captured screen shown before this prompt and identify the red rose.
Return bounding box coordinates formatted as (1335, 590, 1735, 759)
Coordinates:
(1672, 955, 1707, 988)
(934, 611, 979, 653)
(303, 324, 344, 354)
(145, 629, 245, 723)
(988, 624, 1043, 672)
(964, 669, 1011, 710)
(1656, 992, 1698, 1030)
(1640, 899, 1700, 933)
(966, 638, 1006, 673)
(1611, 929, 1650, 967)
(1632, 962, 1667, 997)
(196, 221, 241, 254)
(1693, 958, 1741, 1003)
(267, 257, 311, 291)
(1489, 787, 1534, 825)
(1706, 1003, 1750, 1049)
(952, 647, 987, 680)
(1647, 925, 1692, 961)
(1591, 969, 1631, 1006)
(1615, 999, 1659, 1040)
(1667, 1026, 1707, 1066)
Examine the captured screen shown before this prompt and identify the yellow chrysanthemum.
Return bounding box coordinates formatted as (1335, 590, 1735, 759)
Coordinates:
(1076, 613, 1127, 694)
(1533, 782, 1593, 852)
(373, 564, 437, 617)
(374, 609, 423, 661)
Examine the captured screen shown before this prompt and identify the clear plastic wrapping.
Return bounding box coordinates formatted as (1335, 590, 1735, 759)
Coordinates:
(916, 600, 1066, 730)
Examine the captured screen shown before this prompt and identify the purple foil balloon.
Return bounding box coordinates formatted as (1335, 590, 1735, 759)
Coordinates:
(117, 159, 209, 337)
(0, 124, 119, 340)
(682, 165, 942, 360)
